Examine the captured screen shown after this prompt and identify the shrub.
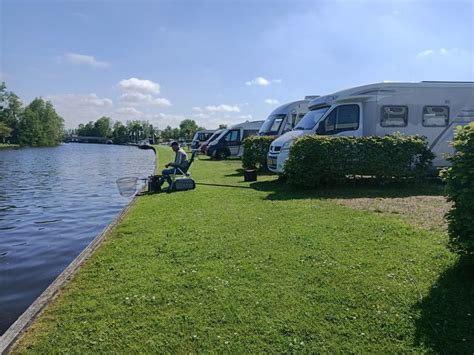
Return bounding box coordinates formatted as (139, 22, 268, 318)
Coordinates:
(284, 134, 434, 188)
(441, 123, 474, 255)
(242, 136, 275, 170)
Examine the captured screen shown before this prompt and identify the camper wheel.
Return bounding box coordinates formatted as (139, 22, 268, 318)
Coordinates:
(215, 149, 229, 160)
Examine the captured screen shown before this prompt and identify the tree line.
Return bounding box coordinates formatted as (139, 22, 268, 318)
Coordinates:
(71, 118, 220, 144)
(0, 83, 64, 146)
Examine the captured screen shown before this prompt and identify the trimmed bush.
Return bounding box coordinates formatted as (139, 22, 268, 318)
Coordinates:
(242, 136, 275, 170)
(441, 123, 474, 255)
(284, 134, 434, 188)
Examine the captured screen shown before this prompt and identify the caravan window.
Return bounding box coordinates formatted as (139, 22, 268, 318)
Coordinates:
(336, 105, 360, 131)
(422, 106, 449, 127)
(224, 130, 240, 143)
(381, 106, 408, 127)
(317, 104, 360, 135)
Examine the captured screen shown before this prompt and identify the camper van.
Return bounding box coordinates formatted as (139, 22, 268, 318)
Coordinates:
(258, 96, 318, 137)
(191, 130, 216, 151)
(267, 81, 474, 173)
(200, 129, 225, 154)
(206, 120, 264, 159)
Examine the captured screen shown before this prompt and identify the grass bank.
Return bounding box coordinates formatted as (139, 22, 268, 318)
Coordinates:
(0, 143, 19, 150)
(13, 146, 473, 353)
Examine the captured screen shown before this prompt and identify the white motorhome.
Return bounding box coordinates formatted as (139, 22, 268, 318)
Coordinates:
(268, 81, 474, 173)
(206, 120, 264, 159)
(258, 96, 319, 137)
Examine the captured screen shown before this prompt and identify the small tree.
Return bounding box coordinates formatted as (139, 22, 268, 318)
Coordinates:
(179, 119, 199, 140)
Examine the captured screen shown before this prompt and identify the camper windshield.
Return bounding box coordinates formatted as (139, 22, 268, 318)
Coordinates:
(294, 106, 330, 130)
(259, 114, 286, 135)
(206, 130, 224, 143)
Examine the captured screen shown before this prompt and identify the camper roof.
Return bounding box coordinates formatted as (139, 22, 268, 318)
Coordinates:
(269, 97, 320, 115)
(309, 81, 474, 109)
(270, 100, 306, 115)
(229, 120, 264, 130)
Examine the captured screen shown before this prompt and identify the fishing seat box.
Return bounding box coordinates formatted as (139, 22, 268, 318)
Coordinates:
(173, 178, 195, 191)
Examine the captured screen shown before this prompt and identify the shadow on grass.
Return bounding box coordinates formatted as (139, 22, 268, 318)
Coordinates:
(225, 168, 278, 178)
(196, 182, 251, 189)
(413, 257, 474, 353)
(249, 178, 446, 200)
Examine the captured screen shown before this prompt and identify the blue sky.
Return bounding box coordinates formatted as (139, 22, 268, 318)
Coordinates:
(1, 0, 473, 129)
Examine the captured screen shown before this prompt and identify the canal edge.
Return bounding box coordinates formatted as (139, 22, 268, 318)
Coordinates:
(0, 194, 141, 354)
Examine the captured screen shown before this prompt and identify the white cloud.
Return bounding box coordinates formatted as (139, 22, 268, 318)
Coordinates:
(65, 53, 109, 68)
(416, 48, 470, 59)
(237, 114, 253, 119)
(204, 104, 240, 113)
(47, 93, 114, 128)
(193, 106, 203, 112)
(49, 93, 113, 107)
(115, 107, 142, 116)
(246, 77, 270, 86)
(119, 92, 151, 103)
(245, 77, 282, 86)
(118, 77, 160, 94)
(265, 99, 280, 105)
(194, 113, 210, 119)
(119, 92, 171, 107)
(145, 112, 188, 128)
(416, 49, 435, 58)
(150, 97, 171, 107)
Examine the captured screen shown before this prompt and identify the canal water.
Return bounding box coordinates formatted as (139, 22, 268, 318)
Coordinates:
(0, 144, 156, 335)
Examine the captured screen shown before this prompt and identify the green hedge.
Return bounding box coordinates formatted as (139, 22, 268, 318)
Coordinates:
(242, 136, 275, 170)
(284, 134, 434, 188)
(441, 123, 474, 256)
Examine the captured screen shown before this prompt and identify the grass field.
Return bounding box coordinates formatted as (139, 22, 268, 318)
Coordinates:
(12, 146, 473, 353)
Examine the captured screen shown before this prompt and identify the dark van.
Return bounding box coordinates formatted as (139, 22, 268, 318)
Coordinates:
(206, 120, 264, 160)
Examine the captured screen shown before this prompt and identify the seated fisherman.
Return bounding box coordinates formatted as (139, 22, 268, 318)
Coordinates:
(158, 141, 189, 189)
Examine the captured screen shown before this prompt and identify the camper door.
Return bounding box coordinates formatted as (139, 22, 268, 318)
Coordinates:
(315, 103, 363, 137)
(222, 129, 242, 156)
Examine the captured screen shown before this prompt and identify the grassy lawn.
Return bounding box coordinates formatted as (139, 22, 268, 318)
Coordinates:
(13, 146, 473, 353)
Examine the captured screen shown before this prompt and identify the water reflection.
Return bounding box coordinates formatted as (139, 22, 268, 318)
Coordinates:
(0, 144, 155, 334)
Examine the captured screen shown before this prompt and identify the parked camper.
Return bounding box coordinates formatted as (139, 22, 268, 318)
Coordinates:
(259, 96, 318, 137)
(207, 120, 264, 159)
(268, 81, 474, 173)
(191, 130, 216, 151)
(200, 129, 224, 154)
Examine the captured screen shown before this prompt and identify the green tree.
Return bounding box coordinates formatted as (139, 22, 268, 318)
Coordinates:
(94, 116, 112, 137)
(0, 82, 23, 143)
(18, 98, 64, 147)
(112, 120, 128, 144)
(161, 125, 173, 140)
(0, 122, 13, 143)
(126, 120, 143, 143)
(179, 119, 199, 140)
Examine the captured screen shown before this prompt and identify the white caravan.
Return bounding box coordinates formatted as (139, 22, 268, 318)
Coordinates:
(258, 96, 319, 137)
(268, 82, 474, 173)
